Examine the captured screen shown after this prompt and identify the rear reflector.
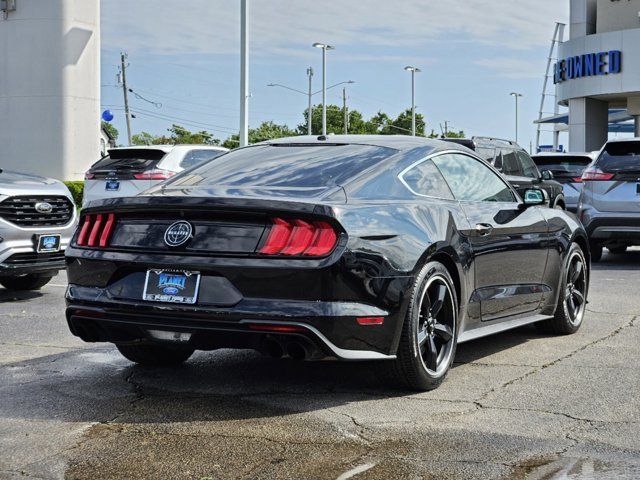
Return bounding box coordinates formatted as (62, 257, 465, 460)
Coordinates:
(248, 324, 307, 333)
(76, 213, 117, 248)
(356, 317, 385, 326)
(259, 218, 338, 257)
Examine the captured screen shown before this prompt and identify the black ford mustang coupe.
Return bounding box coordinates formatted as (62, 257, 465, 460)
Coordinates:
(65, 136, 590, 391)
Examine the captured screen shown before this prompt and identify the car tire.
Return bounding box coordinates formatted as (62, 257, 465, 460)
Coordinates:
(388, 261, 458, 391)
(608, 245, 627, 255)
(590, 242, 603, 262)
(538, 243, 588, 335)
(116, 344, 195, 366)
(0, 274, 54, 291)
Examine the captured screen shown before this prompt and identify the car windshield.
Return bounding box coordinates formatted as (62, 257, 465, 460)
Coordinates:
(532, 155, 592, 177)
(89, 149, 167, 172)
(165, 144, 398, 189)
(597, 142, 640, 173)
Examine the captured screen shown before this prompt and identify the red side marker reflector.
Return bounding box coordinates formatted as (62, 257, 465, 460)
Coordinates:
(356, 317, 385, 326)
(248, 324, 307, 333)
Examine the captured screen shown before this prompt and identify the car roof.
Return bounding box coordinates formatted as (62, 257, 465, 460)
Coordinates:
(532, 152, 593, 157)
(264, 134, 467, 153)
(604, 137, 640, 144)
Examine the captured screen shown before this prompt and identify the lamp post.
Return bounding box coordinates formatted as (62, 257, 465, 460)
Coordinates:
(404, 66, 421, 136)
(510, 92, 523, 143)
(239, 0, 249, 147)
(268, 79, 353, 136)
(313, 43, 335, 136)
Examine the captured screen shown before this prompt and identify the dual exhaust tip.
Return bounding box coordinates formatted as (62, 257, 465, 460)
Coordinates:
(262, 338, 316, 360)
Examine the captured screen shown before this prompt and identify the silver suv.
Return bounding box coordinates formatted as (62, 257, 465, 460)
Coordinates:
(578, 138, 640, 261)
(0, 169, 77, 290)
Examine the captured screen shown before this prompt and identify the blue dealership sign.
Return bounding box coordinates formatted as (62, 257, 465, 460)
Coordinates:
(554, 50, 622, 84)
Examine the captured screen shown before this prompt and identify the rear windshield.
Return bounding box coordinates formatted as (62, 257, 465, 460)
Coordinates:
(167, 144, 397, 189)
(532, 155, 592, 176)
(597, 142, 640, 173)
(89, 149, 167, 172)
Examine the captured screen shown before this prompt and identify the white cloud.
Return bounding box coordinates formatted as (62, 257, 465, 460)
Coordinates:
(102, 0, 570, 59)
(473, 57, 546, 79)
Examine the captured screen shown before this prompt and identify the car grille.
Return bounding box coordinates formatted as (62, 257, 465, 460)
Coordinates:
(3, 251, 66, 266)
(0, 196, 74, 227)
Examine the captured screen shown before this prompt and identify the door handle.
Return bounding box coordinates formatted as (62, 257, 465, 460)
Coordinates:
(475, 223, 494, 236)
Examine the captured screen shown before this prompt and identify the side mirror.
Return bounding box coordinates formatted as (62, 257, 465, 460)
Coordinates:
(521, 188, 546, 208)
(541, 170, 554, 180)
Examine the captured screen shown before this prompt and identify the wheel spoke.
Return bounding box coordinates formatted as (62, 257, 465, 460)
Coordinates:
(567, 295, 576, 316)
(573, 289, 585, 306)
(417, 329, 428, 350)
(429, 283, 447, 317)
(433, 323, 453, 342)
(571, 260, 583, 284)
(426, 335, 438, 371)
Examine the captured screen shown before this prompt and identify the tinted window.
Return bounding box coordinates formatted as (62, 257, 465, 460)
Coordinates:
(596, 141, 640, 172)
(501, 149, 522, 176)
(432, 153, 516, 203)
(475, 147, 497, 162)
(89, 149, 167, 173)
(180, 150, 226, 170)
(401, 160, 454, 199)
(168, 144, 397, 188)
(517, 151, 539, 178)
(532, 155, 591, 178)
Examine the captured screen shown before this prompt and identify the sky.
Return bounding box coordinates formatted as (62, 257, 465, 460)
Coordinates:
(100, 0, 571, 150)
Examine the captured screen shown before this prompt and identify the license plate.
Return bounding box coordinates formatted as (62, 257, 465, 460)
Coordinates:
(143, 270, 200, 304)
(105, 180, 120, 191)
(37, 234, 61, 253)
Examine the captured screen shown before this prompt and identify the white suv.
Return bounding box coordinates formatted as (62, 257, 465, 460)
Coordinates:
(83, 145, 228, 206)
(0, 169, 77, 290)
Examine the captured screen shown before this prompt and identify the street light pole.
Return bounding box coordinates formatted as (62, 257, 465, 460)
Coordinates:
(404, 66, 421, 136)
(307, 67, 313, 135)
(239, 0, 249, 147)
(313, 43, 335, 136)
(510, 92, 523, 144)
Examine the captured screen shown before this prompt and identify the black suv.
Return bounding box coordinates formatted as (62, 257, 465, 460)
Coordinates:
(443, 137, 565, 209)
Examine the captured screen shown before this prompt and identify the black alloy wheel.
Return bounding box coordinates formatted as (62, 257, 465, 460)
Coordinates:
(391, 261, 458, 391)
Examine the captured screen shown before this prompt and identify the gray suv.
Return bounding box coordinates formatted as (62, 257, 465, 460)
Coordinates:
(0, 169, 77, 290)
(578, 138, 640, 261)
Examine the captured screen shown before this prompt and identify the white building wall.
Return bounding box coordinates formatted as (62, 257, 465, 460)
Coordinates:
(0, 0, 100, 181)
(597, 0, 640, 34)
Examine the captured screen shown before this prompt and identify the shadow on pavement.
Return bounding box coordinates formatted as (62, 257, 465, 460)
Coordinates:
(592, 251, 640, 271)
(0, 325, 543, 426)
(0, 288, 44, 303)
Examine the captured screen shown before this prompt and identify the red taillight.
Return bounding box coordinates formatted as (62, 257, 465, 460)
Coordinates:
(259, 218, 339, 257)
(582, 168, 614, 181)
(76, 213, 117, 248)
(133, 169, 175, 180)
(84, 172, 95, 180)
(572, 177, 583, 183)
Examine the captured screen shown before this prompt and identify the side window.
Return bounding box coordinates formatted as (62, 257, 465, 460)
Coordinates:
(493, 151, 503, 171)
(432, 153, 516, 203)
(400, 159, 454, 199)
(180, 150, 225, 170)
(517, 151, 540, 179)
(501, 149, 522, 176)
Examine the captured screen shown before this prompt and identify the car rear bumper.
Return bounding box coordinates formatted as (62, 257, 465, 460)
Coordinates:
(580, 209, 640, 243)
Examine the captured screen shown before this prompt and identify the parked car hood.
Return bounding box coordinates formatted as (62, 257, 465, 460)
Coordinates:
(0, 170, 70, 197)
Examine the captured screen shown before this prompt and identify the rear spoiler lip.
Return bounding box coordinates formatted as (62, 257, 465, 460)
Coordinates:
(81, 195, 339, 220)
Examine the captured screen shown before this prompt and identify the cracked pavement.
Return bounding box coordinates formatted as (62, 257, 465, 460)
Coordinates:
(1, 251, 640, 479)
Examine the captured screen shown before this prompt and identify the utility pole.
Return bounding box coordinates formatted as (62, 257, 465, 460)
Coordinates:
(404, 66, 421, 136)
(307, 67, 314, 135)
(444, 120, 449, 136)
(510, 92, 523, 143)
(239, 0, 249, 147)
(342, 87, 348, 135)
(120, 52, 132, 146)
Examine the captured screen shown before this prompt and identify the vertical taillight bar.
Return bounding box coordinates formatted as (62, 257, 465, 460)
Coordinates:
(76, 213, 117, 248)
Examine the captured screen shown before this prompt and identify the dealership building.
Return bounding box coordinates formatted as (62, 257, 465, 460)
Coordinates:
(540, 0, 640, 152)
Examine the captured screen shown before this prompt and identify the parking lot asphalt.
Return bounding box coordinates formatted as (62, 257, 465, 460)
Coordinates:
(1, 252, 639, 480)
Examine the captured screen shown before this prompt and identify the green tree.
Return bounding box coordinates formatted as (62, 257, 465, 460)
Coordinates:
(131, 124, 220, 146)
(222, 121, 297, 149)
(101, 121, 119, 141)
(380, 109, 426, 136)
(298, 105, 390, 135)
